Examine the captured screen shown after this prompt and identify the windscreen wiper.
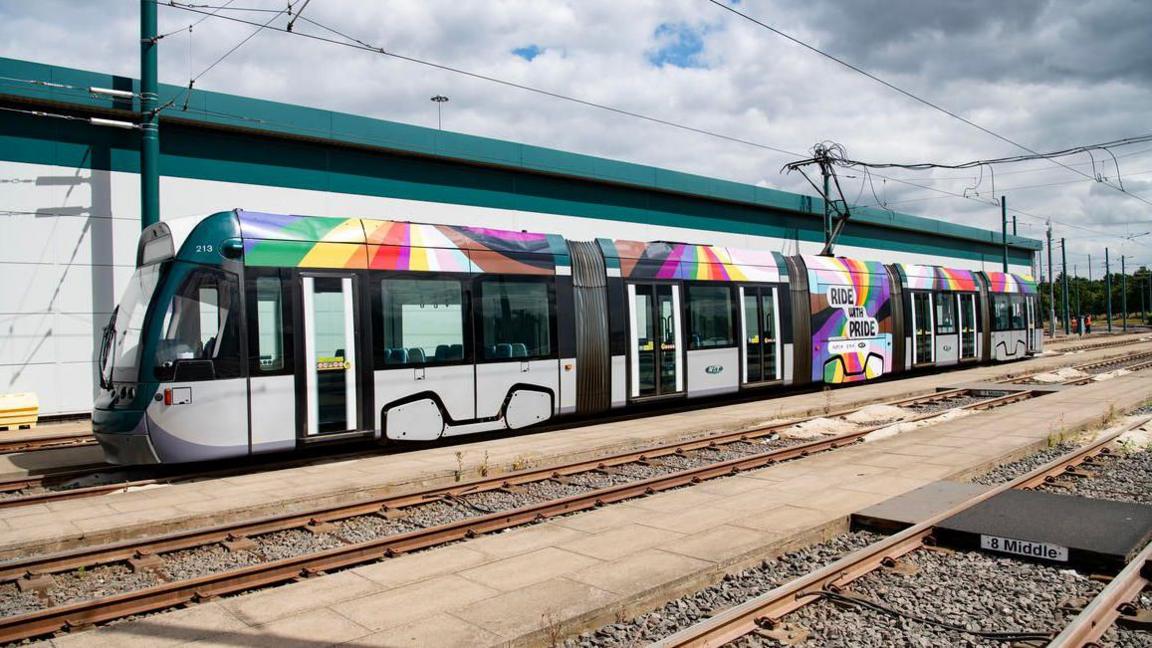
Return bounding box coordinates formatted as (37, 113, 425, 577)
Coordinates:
(97, 307, 117, 390)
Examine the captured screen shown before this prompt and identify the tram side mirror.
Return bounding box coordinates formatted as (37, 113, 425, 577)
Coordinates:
(221, 239, 244, 259)
(171, 359, 216, 382)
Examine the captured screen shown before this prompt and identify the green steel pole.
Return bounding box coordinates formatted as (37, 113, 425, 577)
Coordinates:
(140, 0, 160, 231)
(1061, 238, 1070, 335)
(822, 165, 832, 251)
(1001, 196, 1008, 272)
(1133, 269, 1142, 325)
(1046, 221, 1055, 337)
(1106, 248, 1112, 332)
(1121, 255, 1127, 332)
(1076, 266, 1081, 324)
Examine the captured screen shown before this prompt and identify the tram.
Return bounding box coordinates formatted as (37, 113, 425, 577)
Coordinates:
(94, 210, 1042, 464)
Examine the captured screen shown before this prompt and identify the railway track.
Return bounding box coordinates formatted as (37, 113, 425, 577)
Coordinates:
(3, 347, 1149, 511)
(649, 416, 1152, 648)
(1, 337, 1147, 463)
(1006, 351, 1152, 386)
(1050, 541, 1152, 647)
(0, 388, 1041, 642)
(1048, 333, 1152, 355)
(0, 432, 97, 454)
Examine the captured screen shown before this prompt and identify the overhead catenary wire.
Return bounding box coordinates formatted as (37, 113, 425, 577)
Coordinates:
(851, 168, 1152, 211)
(706, 0, 1152, 210)
(173, 2, 289, 111)
(154, 0, 802, 158)
(120, 1, 1152, 247)
(888, 145, 1152, 183)
(152, 0, 238, 41)
(158, 0, 1074, 237)
(157, 1, 1152, 236)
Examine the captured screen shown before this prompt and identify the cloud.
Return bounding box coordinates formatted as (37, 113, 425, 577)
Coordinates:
(1, 0, 1149, 267)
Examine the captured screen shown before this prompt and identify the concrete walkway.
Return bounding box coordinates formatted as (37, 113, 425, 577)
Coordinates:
(33, 369, 1152, 648)
(1, 341, 1149, 560)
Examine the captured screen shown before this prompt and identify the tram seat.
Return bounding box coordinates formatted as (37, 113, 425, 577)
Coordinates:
(691, 334, 701, 348)
(511, 343, 528, 358)
(387, 348, 408, 364)
(495, 343, 513, 358)
(407, 348, 426, 363)
(434, 345, 453, 362)
(450, 344, 464, 360)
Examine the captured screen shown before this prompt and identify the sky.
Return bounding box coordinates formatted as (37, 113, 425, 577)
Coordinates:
(2, 0, 1150, 271)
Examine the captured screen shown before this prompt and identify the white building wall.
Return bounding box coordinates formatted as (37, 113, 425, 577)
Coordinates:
(0, 159, 1033, 415)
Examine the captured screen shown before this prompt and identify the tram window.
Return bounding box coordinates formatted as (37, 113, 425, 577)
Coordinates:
(154, 269, 242, 381)
(992, 295, 1011, 331)
(934, 293, 957, 334)
(255, 277, 284, 371)
(380, 278, 465, 365)
(687, 285, 734, 349)
(478, 278, 553, 361)
(1010, 295, 1025, 330)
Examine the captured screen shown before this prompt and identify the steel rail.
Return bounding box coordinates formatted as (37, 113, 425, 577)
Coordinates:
(0, 392, 1037, 641)
(1048, 541, 1152, 647)
(651, 415, 1152, 648)
(1058, 357, 1152, 387)
(0, 433, 96, 454)
(1003, 351, 1152, 386)
(0, 390, 1031, 582)
(1048, 334, 1151, 354)
(0, 344, 1134, 461)
(0, 386, 989, 512)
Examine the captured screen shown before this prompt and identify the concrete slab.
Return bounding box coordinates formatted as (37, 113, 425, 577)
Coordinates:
(0, 446, 104, 478)
(935, 490, 1152, 572)
(458, 547, 602, 592)
(568, 548, 713, 597)
(852, 481, 994, 531)
(335, 574, 499, 632)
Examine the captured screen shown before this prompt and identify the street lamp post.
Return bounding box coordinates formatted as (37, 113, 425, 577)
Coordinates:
(430, 95, 449, 130)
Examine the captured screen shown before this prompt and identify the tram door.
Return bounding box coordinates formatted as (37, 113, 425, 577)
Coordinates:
(300, 274, 362, 437)
(628, 283, 683, 399)
(911, 292, 934, 366)
(740, 286, 781, 384)
(959, 293, 978, 361)
(1032, 295, 1041, 350)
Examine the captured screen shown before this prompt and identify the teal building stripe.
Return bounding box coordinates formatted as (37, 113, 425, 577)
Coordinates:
(0, 56, 1039, 266)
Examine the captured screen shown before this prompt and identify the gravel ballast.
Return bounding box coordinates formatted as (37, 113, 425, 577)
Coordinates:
(565, 531, 883, 647)
(0, 583, 43, 618)
(47, 564, 161, 607)
(971, 442, 1079, 485)
(162, 543, 262, 581)
(1037, 446, 1152, 505)
(902, 392, 1009, 415)
(732, 548, 1106, 648)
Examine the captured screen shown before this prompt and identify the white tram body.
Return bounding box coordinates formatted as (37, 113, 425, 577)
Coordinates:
(93, 210, 1042, 464)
